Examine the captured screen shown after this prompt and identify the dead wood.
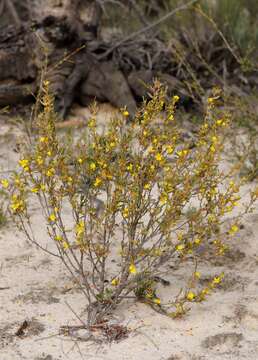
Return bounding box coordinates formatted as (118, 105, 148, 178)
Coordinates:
(0, 82, 35, 106)
(0, 0, 256, 119)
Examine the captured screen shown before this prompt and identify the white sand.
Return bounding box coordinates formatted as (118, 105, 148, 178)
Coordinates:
(0, 108, 258, 360)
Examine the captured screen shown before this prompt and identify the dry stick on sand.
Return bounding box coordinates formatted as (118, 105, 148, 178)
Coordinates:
(99, 0, 199, 59)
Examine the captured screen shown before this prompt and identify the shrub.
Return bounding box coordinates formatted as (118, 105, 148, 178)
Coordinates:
(4, 81, 258, 326)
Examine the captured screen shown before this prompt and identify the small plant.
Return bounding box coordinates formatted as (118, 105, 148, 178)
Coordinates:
(3, 81, 258, 327)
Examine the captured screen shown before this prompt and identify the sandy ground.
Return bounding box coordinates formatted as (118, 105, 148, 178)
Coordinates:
(0, 107, 258, 360)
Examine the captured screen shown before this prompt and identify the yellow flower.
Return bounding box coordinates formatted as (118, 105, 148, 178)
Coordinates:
(1, 179, 9, 188)
(19, 159, 30, 171)
(168, 114, 174, 121)
(88, 118, 96, 128)
(177, 149, 188, 157)
(186, 291, 195, 301)
(213, 275, 223, 285)
(94, 177, 102, 187)
(46, 168, 55, 177)
(225, 205, 233, 212)
(122, 207, 129, 218)
(144, 183, 151, 190)
(47, 150, 52, 157)
(153, 298, 161, 305)
(176, 244, 185, 251)
(111, 278, 119, 286)
(194, 271, 201, 279)
(160, 193, 168, 205)
(166, 145, 174, 154)
(129, 263, 137, 274)
(194, 238, 201, 245)
(211, 136, 218, 143)
(77, 158, 83, 164)
(210, 187, 218, 196)
(98, 160, 107, 169)
(210, 145, 216, 153)
(123, 110, 129, 117)
(216, 119, 223, 126)
(127, 163, 133, 172)
(109, 141, 116, 148)
(63, 241, 70, 250)
(36, 156, 43, 165)
(40, 184, 46, 191)
(39, 136, 48, 143)
(76, 220, 85, 236)
(31, 187, 39, 193)
(14, 177, 21, 186)
(19, 159, 29, 168)
(208, 97, 215, 104)
(155, 153, 163, 162)
(229, 224, 238, 235)
(10, 199, 25, 213)
(173, 95, 180, 103)
(55, 235, 63, 242)
(229, 180, 235, 188)
(90, 162, 96, 171)
(49, 213, 56, 222)
(200, 288, 209, 300)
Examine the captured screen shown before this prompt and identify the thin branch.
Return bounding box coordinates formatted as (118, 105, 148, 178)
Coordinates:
(65, 301, 87, 328)
(195, 4, 242, 65)
(99, 0, 199, 59)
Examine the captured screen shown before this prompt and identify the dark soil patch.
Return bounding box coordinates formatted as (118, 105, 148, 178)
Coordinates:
(13, 288, 60, 305)
(202, 332, 243, 350)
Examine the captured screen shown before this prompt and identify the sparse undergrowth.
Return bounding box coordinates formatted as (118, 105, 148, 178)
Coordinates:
(2, 81, 258, 328)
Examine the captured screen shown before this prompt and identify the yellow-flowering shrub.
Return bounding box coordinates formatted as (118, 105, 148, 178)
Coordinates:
(4, 81, 258, 326)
